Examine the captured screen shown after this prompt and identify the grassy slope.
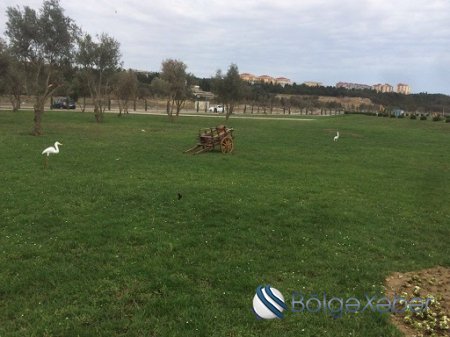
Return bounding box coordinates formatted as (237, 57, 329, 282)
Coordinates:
(0, 111, 449, 337)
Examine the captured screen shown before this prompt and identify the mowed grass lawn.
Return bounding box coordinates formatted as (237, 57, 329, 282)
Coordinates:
(0, 111, 449, 337)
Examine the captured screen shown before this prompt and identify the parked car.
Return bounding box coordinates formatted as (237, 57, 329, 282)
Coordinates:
(51, 98, 76, 109)
(208, 105, 224, 113)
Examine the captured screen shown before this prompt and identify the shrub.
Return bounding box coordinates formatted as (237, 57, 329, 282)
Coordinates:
(410, 114, 417, 120)
(445, 117, 450, 123)
(420, 115, 427, 120)
(432, 115, 441, 122)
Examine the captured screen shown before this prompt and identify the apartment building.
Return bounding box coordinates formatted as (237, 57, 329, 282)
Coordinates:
(240, 73, 257, 84)
(336, 82, 372, 90)
(336, 81, 410, 94)
(397, 83, 411, 95)
(275, 77, 292, 87)
(258, 75, 275, 84)
(373, 83, 394, 93)
(303, 81, 322, 87)
(240, 73, 292, 86)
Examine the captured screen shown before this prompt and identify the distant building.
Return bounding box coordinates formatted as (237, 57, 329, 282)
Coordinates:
(373, 83, 394, 93)
(303, 81, 322, 87)
(336, 82, 372, 90)
(275, 77, 292, 87)
(258, 75, 275, 84)
(397, 83, 411, 95)
(240, 73, 291, 86)
(240, 73, 257, 84)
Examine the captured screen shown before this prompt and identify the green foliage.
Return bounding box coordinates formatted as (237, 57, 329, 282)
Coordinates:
(432, 115, 442, 122)
(5, 0, 79, 134)
(410, 114, 417, 120)
(242, 81, 450, 114)
(112, 70, 138, 115)
(5, 0, 77, 84)
(212, 63, 245, 118)
(159, 59, 190, 117)
(76, 33, 122, 120)
(0, 111, 449, 337)
(420, 115, 427, 120)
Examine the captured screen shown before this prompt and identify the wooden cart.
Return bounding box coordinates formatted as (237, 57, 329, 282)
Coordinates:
(184, 125, 234, 154)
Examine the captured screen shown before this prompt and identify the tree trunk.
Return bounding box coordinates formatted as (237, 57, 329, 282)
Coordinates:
(175, 99, 184, 117)
(10, 95, 21, 112)
(118, 100, 123, 116)
(94, 99, 103, 122)
(144, 98, 148, 111)
(82, 96, 86, 112)
(166, 100, 170, 115)
(32, 103, 44, 136)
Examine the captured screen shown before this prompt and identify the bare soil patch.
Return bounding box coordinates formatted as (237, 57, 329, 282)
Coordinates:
(385, 266, 450, 336)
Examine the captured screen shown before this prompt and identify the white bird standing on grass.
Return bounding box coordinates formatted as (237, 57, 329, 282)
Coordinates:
(42, 141, 62, 168)
(333, 131, 340, 142)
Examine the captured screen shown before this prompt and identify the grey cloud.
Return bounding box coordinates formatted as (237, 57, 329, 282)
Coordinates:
(1, 0, 449, 92)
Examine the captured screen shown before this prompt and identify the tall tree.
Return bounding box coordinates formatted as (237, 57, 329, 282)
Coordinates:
(7, 61, 26, 112)
(5, 0, 78, 135)
(0, 39, 8, 87)
(0, 39, 26, 111)
(160, 59, 190, 119)
(212, 63, 244, 120)
(71, 70, 91, 112)
(76, 33, 121, 122)
(113, 69, 138, 116)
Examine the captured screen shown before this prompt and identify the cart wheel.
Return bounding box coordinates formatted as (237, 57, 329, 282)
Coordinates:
(220, 136, 234, 153)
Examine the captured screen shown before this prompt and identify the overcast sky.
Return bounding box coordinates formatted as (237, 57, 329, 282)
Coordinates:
(1, 0, 450, 94)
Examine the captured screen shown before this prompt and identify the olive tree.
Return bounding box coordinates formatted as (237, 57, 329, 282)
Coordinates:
(160, 59, 190, 119)
(5, 0, 78, 135)
(212, 63, 244, 120)
(0, 39, 26, 112)
(76, 33, 121, 122)
(0, 39, 9, 91)
(113, 69, 138, 116)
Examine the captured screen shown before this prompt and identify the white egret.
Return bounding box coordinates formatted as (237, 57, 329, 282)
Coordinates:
(333, 131, 340, 142)
(42, 141, 62, 168)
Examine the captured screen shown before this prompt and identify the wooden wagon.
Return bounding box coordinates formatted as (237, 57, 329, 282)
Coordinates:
(184, 125, 234, 154)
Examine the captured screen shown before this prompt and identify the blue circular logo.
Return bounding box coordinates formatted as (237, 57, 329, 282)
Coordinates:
(252, 285, 287, 319)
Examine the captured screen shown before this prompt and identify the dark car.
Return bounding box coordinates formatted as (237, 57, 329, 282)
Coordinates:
(66, 100, 76, 109)
(51, 98, 76, 109)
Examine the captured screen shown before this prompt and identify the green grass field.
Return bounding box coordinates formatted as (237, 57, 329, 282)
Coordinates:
(0, 111, 449, 337)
